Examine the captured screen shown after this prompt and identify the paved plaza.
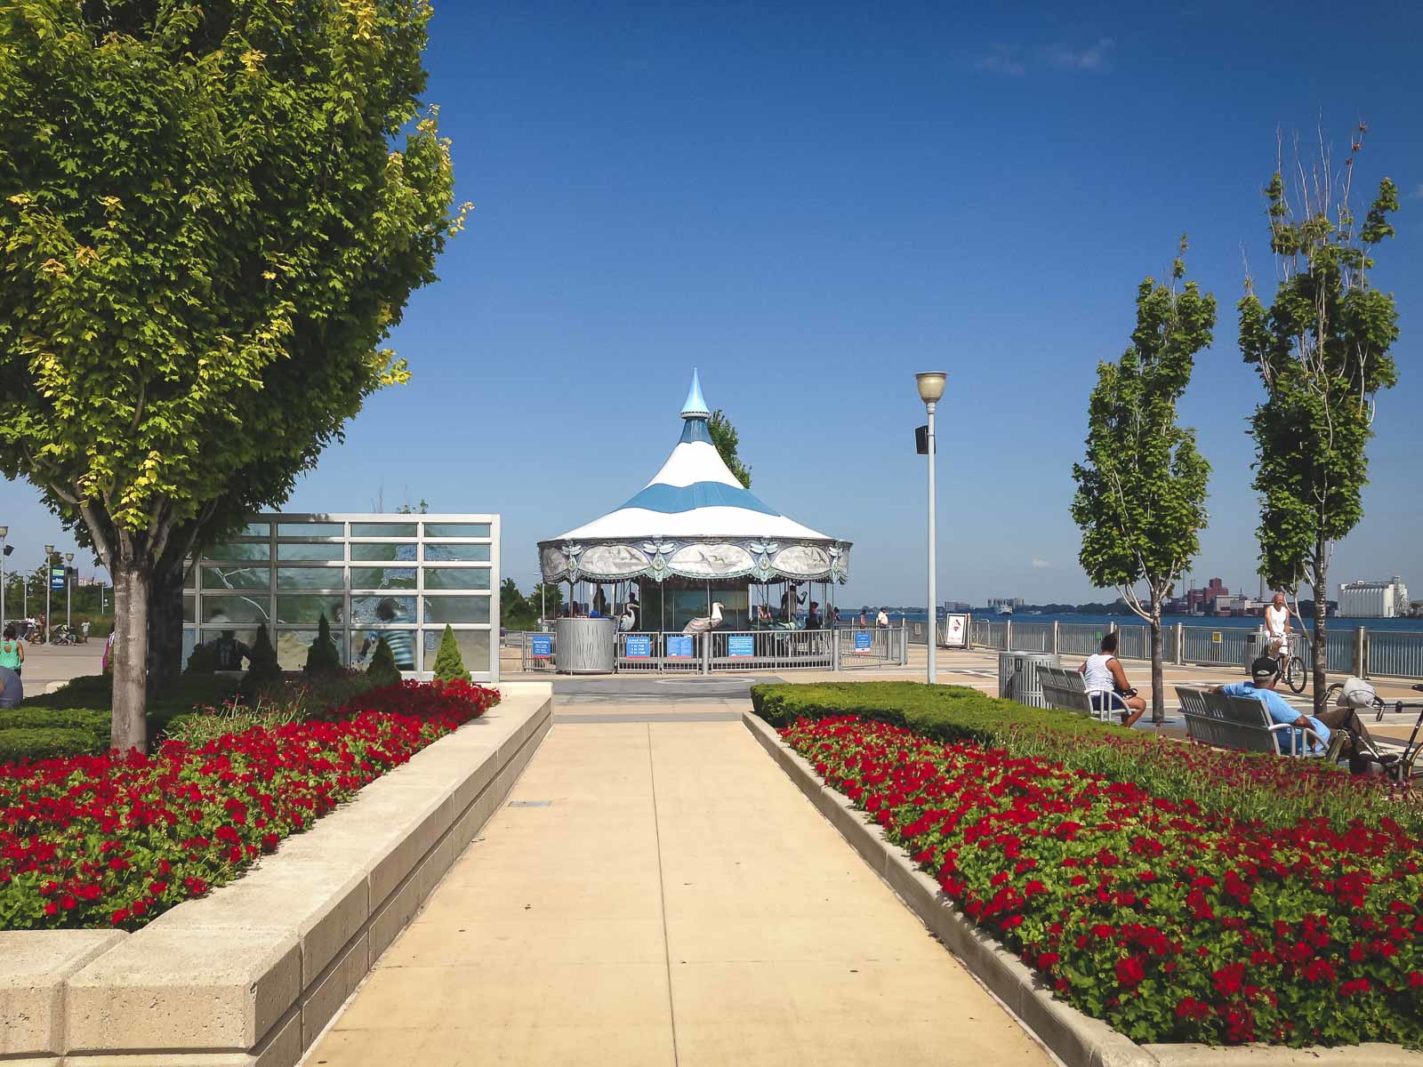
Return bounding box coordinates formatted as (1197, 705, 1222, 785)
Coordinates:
(306, 711, 1052, 1066)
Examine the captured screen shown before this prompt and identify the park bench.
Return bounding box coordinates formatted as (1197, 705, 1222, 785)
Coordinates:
(1038, 665, 1125, 723)
(1174, 686, 1326, 757)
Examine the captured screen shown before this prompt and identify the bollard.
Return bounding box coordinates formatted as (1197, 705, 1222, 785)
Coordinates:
(1051, 620, 1060, 655)
(1353, 627, 1367, 677)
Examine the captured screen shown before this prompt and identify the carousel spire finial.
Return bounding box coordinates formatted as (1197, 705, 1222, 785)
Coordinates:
(681, 368, 710, 420)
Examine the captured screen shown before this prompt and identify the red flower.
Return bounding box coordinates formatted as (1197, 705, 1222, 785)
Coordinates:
(1213, 963, 1246, 997)
(1115, 956, 1146, 986)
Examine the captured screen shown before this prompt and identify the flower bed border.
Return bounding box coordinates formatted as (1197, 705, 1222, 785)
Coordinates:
(743, 711, 1423, 1067)
(0, 683, 553, 1067)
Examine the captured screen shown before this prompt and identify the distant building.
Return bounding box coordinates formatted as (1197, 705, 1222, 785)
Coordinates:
(987, 597, 1023, 613)
(1338, 577, 1410, 619)
(1185, 578, 1229, 615)
(942, 600, 971, 613)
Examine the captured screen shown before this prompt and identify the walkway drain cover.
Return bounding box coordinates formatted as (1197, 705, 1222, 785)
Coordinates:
(508, 800, 552, 807)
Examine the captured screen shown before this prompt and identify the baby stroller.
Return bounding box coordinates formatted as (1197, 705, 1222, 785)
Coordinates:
(1327, 678, 1423, 783)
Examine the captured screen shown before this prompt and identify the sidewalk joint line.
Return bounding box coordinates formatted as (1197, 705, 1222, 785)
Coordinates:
(646, 722, 681, 1066)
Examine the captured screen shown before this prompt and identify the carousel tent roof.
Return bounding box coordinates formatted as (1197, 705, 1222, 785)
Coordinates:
(539, 371, 851, 584)
(550, 370, 834, 542)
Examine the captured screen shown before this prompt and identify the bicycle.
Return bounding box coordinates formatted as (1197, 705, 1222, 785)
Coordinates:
(1321, 681, 1423, 783)
(1269, 632, 1307, 694)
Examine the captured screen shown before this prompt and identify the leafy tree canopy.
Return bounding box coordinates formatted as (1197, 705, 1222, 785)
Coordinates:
(708, 410, 751, 488)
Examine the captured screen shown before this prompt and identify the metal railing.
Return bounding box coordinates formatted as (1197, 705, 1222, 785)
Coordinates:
(835, 625, 908, 668)
(707, 628, 834, 671)
(1367, 629, 1423, 679)
(615, 631, 704, 673)
(517, 630, 556, 672)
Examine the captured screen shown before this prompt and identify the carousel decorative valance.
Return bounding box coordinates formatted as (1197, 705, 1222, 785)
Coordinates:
(538, 371, 851, 585)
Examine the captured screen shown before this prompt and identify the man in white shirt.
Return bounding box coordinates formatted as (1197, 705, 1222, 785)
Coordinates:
(1264, 592, 1291, 658)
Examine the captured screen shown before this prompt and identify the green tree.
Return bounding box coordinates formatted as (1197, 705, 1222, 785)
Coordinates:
(1072, 241, 1215, 722)
(1239, 129, 1400, 711)
(0, 1, 465, 750)
(529, 583, 563, 621)
(431, 624, 468, 682)
(303, 613, 342, 676)
(708, 410, 752, 488)
(365, 636, 402, 687)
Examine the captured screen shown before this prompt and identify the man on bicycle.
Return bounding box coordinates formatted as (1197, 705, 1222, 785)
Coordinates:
(1264, 591, 1292, 665)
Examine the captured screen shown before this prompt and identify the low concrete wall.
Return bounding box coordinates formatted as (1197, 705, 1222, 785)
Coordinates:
(743, 711, 1423, 1067)
(0, 683, 553, 1067)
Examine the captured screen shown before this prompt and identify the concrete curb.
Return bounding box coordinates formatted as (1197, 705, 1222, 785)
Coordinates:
(1, 684, 553, 1067)
(742, 711, 1423, 1067)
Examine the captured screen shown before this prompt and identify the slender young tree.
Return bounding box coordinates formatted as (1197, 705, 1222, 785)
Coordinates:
(1072, 241, 1216, 722)
(708, 410, 752, 488)
(0, 1, 465, 750)
(1240, 128, 1400, 711)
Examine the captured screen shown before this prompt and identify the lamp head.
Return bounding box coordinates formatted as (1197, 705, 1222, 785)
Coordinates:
(44, 544, 54, 556)
(915, 371, 947, 405)
(65, 552, 74, 563)
(0, 525, 8, 538)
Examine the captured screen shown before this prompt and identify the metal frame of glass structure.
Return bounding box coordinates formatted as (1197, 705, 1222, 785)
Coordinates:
(182, 513, 500, 682)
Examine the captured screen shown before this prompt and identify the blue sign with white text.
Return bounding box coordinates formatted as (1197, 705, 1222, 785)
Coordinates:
(666, 635, 694, 658)
(854, 630, 872, 651)
(530, 635, 552, 658)
(625, 635, 652, 658)
(727, 635, 755, 658)
(50, 566, 66, 591)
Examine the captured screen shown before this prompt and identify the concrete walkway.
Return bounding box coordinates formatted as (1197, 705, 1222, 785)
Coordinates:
(307, 719, 1050, 1066)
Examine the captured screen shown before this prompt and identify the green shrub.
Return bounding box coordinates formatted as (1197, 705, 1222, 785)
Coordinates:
(365, 637, 401, 687)
(431, 624, 468, 682)
(0, 727, 99, 763)
(241, 625, 282, 697)
(164, 701, 305, 746)
(0, 707, 109, 735)
(185, 642, 219, 674)
(303, 614, 343, 676)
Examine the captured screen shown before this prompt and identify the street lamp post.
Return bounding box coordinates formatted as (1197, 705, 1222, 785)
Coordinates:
(65, 552, 75, 629)
(0, 525, 8, 631)
(916, 372, 947, 686)
(43, 544, 54, 644)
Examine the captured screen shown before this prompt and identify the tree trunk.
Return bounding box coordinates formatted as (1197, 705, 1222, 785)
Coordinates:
(111, 563, 151, 753)
(146, 564, 186, 696)
(1149, 605, 1165, 724)
(1312, 540, 1329, 716)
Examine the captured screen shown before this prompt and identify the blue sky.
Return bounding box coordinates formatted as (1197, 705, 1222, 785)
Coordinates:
(2, 1, 1421, 608)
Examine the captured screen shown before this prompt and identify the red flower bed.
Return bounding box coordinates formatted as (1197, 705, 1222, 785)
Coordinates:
(782, 715, 1423, 1048)
(0, 680, 497, 932)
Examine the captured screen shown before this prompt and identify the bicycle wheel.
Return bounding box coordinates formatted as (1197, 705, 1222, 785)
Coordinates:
(1285, 656, 1307, 694)
(1324, 682, 1343, 707)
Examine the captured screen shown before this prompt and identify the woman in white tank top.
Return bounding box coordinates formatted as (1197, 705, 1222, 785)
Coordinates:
(1077, 631, 1146, 727)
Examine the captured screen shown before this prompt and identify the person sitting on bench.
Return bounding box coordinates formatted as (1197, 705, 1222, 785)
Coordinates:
(1079, 632, 1146, 727)
(1216, 657, 1331, 755)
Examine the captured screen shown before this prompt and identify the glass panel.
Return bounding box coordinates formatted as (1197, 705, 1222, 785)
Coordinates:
(240, 522, 270, 536)
(424, 567, 491, 591)
(276, 595, 346, 626)
(423, 596, 490, 624)
(350, 522, 417, 537)
(279, 522, 343, 536)
(183, 593, 196, 624)
(423, 543, 491, 563)
(181, 629, 198, 671)
(349, 566, 417, 590)
(275, 565, 345, 590)
(422, 628, 491, 674)
(424, 523, 491, 538)
(204, 541, 270, 561)
(351, 595, 417, 627)
(350, 542, 419, 563)
(201, 564, 270, 591)
(200, 594, 270, 625)
(353, 628, 417, 671)
(193, 629, 258, 669)
(274, 629, 346, 671)
(276, 542, 344, 561)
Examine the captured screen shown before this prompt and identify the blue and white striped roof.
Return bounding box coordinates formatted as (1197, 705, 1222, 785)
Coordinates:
(551, 372, 835, 542)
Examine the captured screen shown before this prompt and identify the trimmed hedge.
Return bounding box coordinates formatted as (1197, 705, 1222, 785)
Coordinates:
(0, 728, 98, 763)
(750, 681, 1130, 744)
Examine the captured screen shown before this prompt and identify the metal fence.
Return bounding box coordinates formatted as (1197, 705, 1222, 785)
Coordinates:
(1367, 630, 1423, 679)
(835, 625, 908, 668)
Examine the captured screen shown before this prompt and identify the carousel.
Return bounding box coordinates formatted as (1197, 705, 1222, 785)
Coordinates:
(536, 371, 852, 670)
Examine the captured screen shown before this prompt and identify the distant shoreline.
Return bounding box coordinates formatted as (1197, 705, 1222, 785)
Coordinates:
(880, 610, 1423, 633)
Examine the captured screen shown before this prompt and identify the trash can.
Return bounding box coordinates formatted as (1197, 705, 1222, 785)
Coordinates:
(554, 617, 616, 674)
(998, 651, 1060, 708)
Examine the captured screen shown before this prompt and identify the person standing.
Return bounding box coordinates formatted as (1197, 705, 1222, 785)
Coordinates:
(0, 625, 24, 676)
(876, 608, 889, 628)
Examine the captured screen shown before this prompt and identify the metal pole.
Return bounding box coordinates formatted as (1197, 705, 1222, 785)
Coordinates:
(0, 530, 6, 630)
(66, 555, 74, 629)
(45, 555, 52, 643)
(926, 399, 937, 685)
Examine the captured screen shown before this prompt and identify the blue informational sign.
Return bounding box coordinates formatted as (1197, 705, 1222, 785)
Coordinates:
(854, 630, 872, 651)
(530, 635, 552, 658)
(50, 566, 66, 591)
(666, 634, 694, 658)
(727, 635, 755, 658)
(625, 635, 652, 658)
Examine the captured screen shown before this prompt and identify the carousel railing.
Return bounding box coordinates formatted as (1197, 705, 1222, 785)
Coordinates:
(614, 631, 704, 673)
(834, 624, 908, 667)
(707, 628, 834, 671)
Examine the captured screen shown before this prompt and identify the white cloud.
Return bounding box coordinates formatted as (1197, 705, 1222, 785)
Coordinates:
(1031, 557, 1052, 569)
(1411, 183, 1423, 200)
(1047, 37, 1116, 71)
(975, 48, 1026, 77)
